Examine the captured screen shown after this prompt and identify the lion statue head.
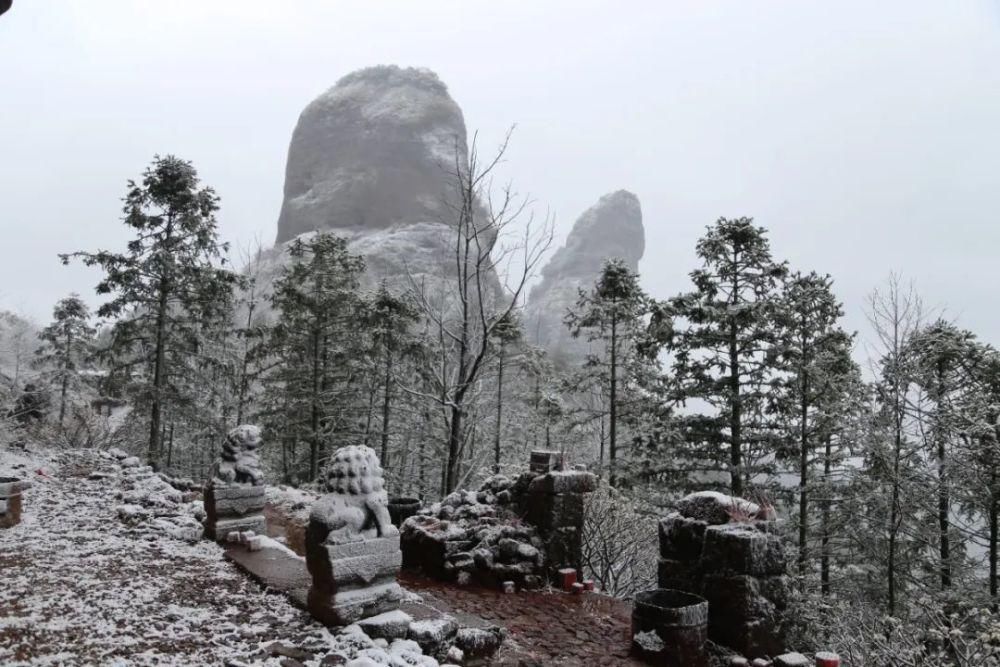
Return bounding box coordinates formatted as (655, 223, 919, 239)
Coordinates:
(312, 445, 396, 543)
(325, 445, 387, 497)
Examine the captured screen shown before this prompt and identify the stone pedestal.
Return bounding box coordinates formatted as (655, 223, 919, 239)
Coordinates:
(306, 531, 404, 626)
(657, 495, 790, 659)
(203, 483, 266, 541)
(0, 477, 24, 529)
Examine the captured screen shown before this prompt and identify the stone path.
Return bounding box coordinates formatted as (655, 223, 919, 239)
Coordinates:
(399, 572, 645, 666)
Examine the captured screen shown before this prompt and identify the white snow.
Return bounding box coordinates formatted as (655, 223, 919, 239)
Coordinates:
(0, 446, 439, 667)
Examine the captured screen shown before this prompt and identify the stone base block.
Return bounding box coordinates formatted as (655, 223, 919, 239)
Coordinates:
(205, 514, 266, 542)
(204, 483, 266, 522)
(701, 574, 786, 658)
(658, 512, 708, 561)
(307, 580, 404, 626)
(657, 557, 701, 594)
(700, 524, 785, 576)
(308, 535, 402, 591)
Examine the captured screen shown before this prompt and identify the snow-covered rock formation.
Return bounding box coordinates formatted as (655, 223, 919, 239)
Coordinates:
(524, 190, 644, 366)
(255, 65, 481, 303)
(276, 65, 466, 245)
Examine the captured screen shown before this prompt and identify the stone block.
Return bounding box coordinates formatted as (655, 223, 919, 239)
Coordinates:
(529, 450, 564, 473)
(700, 524, 786, 576)
(204, 484, 266, 520)
(453, 626, 504, 661)
(701, 575, 785, 658)
(657, 557, 701, 594)
(311, 538, 403, 591)
(774, 653, 809, 667)
(357, 609, 412, 640)
(658, 512, 708, 561)
(307, 580, 404, 627)
(407, 616, 458, 652)
(528, 470, 597, 495)
(544, 526, 582, 572)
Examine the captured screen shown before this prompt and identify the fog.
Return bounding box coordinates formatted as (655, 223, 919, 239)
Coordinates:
(2, 0, 999, 352)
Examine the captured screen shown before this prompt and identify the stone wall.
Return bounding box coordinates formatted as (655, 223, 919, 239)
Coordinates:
(657, 495, 790, 659)
(401, 451, 596, 589)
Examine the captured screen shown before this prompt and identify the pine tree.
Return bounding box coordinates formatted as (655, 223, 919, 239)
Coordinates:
(61, 155, 239, 467)
(359, 282, 421, 476)
(771, 272, 857, 586)
(663, 217, 787, 496)
(905, 320, 981, 591)
(34, 294, 96, 426)
(566, 258, 656, 485)
(259, 232, 366, 482)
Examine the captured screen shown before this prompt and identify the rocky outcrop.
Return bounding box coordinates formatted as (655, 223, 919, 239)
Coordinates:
(253, 65, 498, 315)
(276, 65, 466, 244)
(525, 190, 644, 365)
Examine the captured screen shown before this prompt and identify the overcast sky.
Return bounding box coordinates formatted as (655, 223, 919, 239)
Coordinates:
(2, 1, 999, 353)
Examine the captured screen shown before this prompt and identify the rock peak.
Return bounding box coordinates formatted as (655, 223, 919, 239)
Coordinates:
(525, 190, 645, 364)
(275, 65, 467, 244)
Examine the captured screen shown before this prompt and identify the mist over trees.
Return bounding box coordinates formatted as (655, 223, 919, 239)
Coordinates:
(7, 145, 1000, 664)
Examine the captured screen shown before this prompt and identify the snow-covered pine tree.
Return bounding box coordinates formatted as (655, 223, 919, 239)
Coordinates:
(34, 294, 96, 426)
(565, 258, 659, 486)
(61, 155, 239, 468)
(662, 217, 787, 496)
(257, 232, 366, 483)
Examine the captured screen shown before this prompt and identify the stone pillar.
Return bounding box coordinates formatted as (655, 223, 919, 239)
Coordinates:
(657, 492, 790, 660)
(525, 467, 597, 582)
(306, 445, 403, 626)
(203, 425, 266, 541)
(0, 477, 25, 529)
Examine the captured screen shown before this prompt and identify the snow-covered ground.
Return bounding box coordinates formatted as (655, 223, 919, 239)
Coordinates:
(0, 446, 444, 667)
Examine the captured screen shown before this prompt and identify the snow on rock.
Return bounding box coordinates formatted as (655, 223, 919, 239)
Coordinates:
(401, 473, 546, 589)
(275, 66, 467, 245)
(250, 66, 500, 325)
(675, 490, 764, 525)
(0, 447, 442, 666)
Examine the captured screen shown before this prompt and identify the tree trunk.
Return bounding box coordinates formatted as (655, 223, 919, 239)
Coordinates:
(797, 372, 809, 585)
(494, 341, 504, 474)
(937, 363, 951, 590)
(309, 326, 321, 481)
(148, 275, 170, 468)
(990, 465, 998, 612)
(380, 344, 393, 468)
(729, 320, 743, 496)
(609, 311, 618, 487)
(821, 434, 832, 596)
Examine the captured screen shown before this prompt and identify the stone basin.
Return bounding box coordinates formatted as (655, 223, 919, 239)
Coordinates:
(631, 588, 709, 667)
(388, 497, 421, 528)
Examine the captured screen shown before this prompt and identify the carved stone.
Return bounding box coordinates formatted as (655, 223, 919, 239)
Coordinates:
(306, 445, 403, 625)
(203, 425, 266, 541)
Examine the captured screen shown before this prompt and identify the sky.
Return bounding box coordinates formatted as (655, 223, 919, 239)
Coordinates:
(2, 1, 999, 356)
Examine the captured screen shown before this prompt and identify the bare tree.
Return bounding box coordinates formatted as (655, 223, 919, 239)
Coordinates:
(407, 129, 552, 494)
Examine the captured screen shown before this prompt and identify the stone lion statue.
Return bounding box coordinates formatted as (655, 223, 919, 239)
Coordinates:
(211, 424, 264, 486)
(310, 445, 397, 545)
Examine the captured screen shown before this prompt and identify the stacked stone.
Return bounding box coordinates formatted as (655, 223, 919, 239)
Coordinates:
(525, 464, 597, 583)
(658, 492, 790, 659)
(0, 477, 25, 529)
(306, 445, 404, 626)
(203, 425, 266, 541)
(401, 480, 547, 589)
